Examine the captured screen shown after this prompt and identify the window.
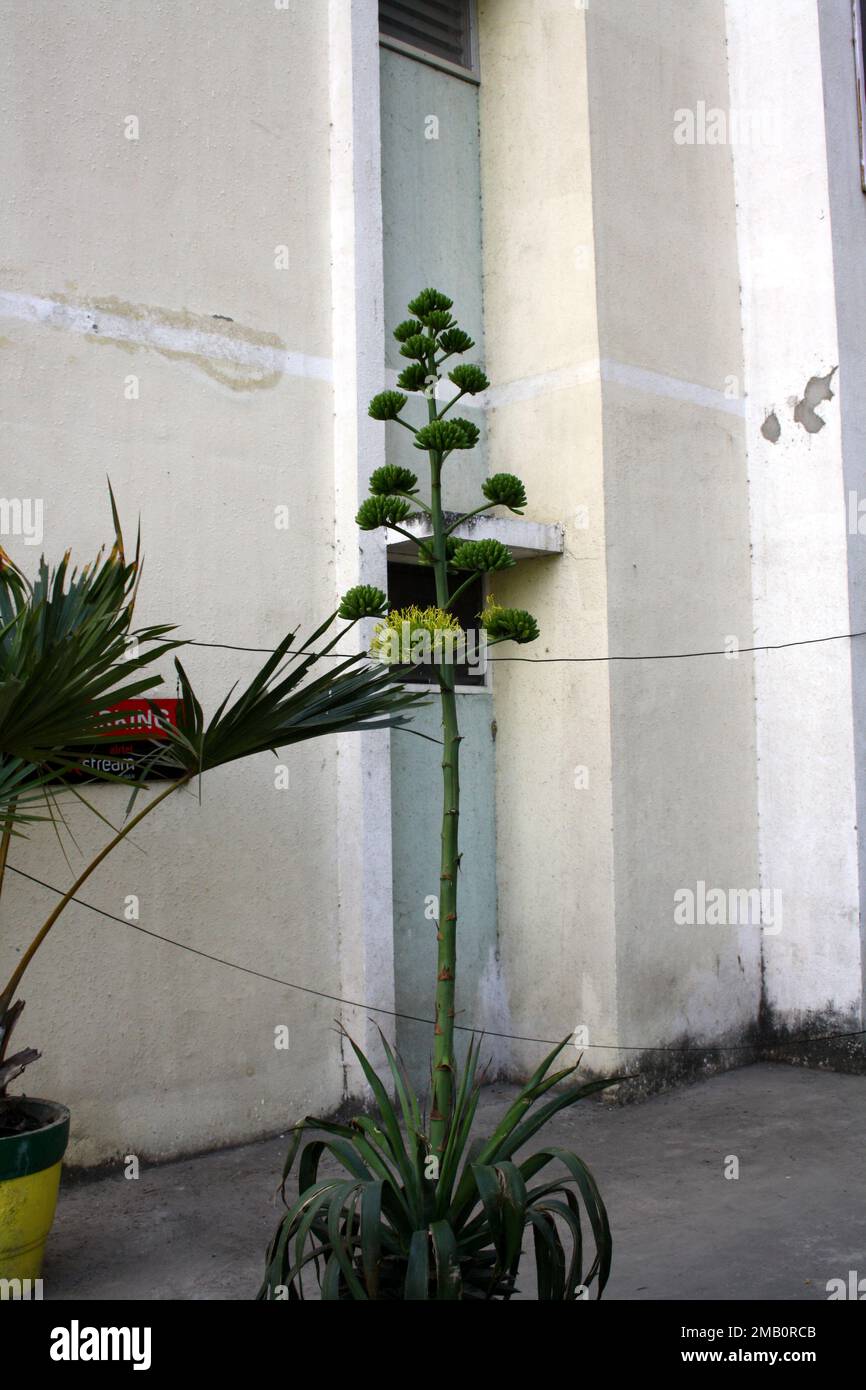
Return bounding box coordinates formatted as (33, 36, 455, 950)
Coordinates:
(854, 0, 866, 190)
(379, 0, 477, 79)
(386, 560, 487, 688)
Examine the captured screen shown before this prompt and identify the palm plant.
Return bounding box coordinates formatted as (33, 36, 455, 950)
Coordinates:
(0, 497, 177, 828)
(260, 290, 617, 1301)
(0, 504, 424, 1096)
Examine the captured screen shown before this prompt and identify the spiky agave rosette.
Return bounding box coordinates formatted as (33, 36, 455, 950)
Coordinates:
(258, 1033, 618, 1301)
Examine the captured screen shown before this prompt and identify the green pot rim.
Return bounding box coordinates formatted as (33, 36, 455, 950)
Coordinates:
(0, 1098, 70, 1181)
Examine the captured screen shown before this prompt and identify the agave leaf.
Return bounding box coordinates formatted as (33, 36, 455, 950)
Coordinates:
(470, 1160, 527, 1282)
(497, 1075, 621, 1162)
(436, 1035, 483, 1212)
(450, 1040, 576, 1212)
(360, 1181, 384, 1299)
(346, 1121, 414, 1228)
(277, 1124, 308, 1201)
(534, 1194, 584, 1298)
(528, 1209, 566, 1300)
(470, 1163, 510, 1272)
(494, 1161, 528, 1267)
(532, 1147, 612, 1295)
(430, 1219, 461, 1300)
(321, 1252, 343, 1300)
(404, 1228, 430, 1300)
(343, 1035, 421, 1210)
(259, 1208, 296, 1298)
(291, 1180, 348, 1296)
(377, 1026, 422, 1139)
(327, 1181, 368, 1299)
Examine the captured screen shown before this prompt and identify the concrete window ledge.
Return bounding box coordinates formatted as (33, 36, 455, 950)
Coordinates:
(386, 511, 564, 564)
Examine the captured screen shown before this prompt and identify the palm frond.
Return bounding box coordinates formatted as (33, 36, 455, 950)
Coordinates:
(0, 494, 180, 826)
(146, 618, 427, 778)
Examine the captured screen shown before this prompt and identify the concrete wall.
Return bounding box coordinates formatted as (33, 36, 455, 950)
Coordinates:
(0, 0, 369, 1162)
(818, 0, 866, 1028)
(589, 0, 761, 1071)
(481, 0, 863, 1085)
(728, 0, 863, 1041)
(4, 0, 863, 1167)
(479, 0, 620, 1076)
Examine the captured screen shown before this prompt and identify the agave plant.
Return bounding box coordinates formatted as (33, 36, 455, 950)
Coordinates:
(262, 290, 616, 1301)
(259, 1033, 613, 1301)
(0, 501, 424, 1095)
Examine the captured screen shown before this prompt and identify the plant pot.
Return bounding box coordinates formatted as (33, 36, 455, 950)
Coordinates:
(0, 1098, 70, 1290)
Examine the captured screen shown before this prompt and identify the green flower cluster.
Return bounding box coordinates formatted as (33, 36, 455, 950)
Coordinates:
(414, 419, 480, 454)
(355, 496, 412, 530)
(480, 597, 540, 645)
(482, 473, 527, 513)
(356, 289, 537, 650)
(337, 585, 388, 621)
(451, 539, 515, 573)
(396, 364, 432, 393)
(400, 334, 436, 362)
(438, 328, 474, 356)
(393, 319, 423, 342)
(369, 464, 419, 497)
(449, 364, 489, 396)
(368, 391, 408, 421)
(407, 288, 454, 322)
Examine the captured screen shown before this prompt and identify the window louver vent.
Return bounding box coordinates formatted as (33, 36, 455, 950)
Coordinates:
(380, 0, 473, 72)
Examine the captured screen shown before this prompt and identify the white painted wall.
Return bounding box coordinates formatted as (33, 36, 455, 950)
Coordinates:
(3, 0, 863, 1167)
(727, 0, 863, 1030)
(327, 0, 398, 1093)
(586, 0, 762, 1072)
(818, 0, 866, 1025)
(479, 0, 620, 1075)
(482, 0, 864, 1081)
(0, 0, 391, 1162)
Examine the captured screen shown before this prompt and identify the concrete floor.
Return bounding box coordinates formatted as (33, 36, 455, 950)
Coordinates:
(42, 1063, 865, 1301)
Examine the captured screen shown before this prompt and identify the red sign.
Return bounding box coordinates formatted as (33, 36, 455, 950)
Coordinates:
(95, 698, 181, 741)
(66, 696, 184, 781)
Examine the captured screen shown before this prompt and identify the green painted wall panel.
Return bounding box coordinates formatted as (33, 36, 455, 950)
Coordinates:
(380, 43, 501, 1086)
(379, 46, 487, 516)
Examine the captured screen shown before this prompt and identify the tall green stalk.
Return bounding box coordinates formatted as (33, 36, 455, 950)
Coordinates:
(427, 371, 460, 1148)
(359, 288, 541, 1156)
(263, 290, 616, 1303)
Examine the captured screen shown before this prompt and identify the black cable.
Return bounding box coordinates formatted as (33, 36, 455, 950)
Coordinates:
(185, 628, 866, 664)
(8, 865, 865, 1056)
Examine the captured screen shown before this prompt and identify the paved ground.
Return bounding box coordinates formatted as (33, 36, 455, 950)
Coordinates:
(42, 1063, 866, 1301)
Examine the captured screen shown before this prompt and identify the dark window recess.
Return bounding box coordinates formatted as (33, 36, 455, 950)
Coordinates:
(386, 560, 486, 687)
(380, 0, 473, 71)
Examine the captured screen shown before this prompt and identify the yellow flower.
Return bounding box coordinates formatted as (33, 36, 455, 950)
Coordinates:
(371, 605, 464, 666)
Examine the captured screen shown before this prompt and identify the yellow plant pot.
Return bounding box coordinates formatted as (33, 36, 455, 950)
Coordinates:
(0, 1099, 70, 1291)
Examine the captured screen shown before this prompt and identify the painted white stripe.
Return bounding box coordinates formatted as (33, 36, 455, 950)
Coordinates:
(484, 359, 601, 410)
(0, 291, 333, 383)
(0, 291, 744, 415)
(600, 357, 745, 417)
(385, 359, 600, 409)
(389, 354, 744, 417)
